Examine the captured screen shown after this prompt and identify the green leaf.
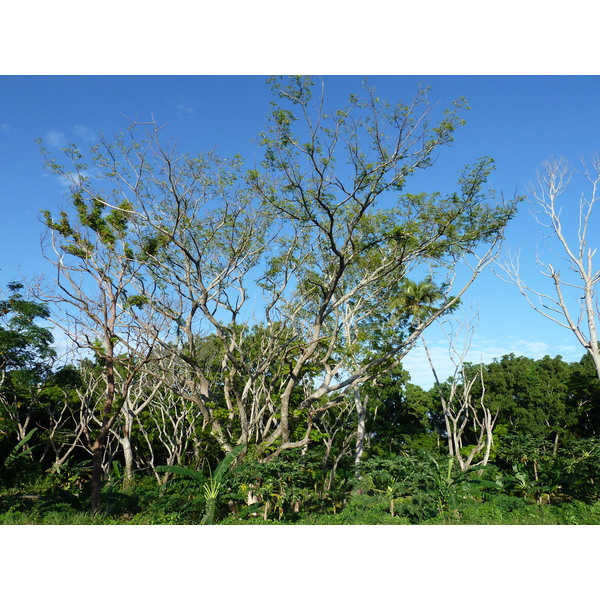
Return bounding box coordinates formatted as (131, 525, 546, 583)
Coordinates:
(213, 443, 247, 482)
(4, 427, 39, 468)
(154, 464, 205, 483)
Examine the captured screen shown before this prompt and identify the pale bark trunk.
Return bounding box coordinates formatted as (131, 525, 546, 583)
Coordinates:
(119, 409, 135, 488)
(423, 337, 454, 457)
(354, 387, 367, 467)
(120, 434, 134, 488)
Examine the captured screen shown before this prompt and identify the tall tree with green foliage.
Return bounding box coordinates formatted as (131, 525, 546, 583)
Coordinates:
(37, 153, 165, 511)
(478, 353, 578, 451)
(246, 76, 517, 456)
(569, 353, 600, 436)
(38, 76, 518, 467)
(0, 281, 56, 443)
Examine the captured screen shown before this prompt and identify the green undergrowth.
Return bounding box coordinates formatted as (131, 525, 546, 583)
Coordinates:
(3, 499, 600, 525)
(3, 468, 600, 525)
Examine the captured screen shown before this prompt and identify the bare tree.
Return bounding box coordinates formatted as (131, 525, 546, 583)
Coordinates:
(42, 362, 120, 485)
(111, 363, 166, 487)
(425, 314, 498, 471)
(313, 399, 358, 491)
(135, 358, 201, 485)
(43, 365, 91, 473)
(498, 156, 600, 379)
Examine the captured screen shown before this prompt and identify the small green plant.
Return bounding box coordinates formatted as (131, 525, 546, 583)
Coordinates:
(50, 458, 92, 495)
(0, 428, 40, 487)
(201, 478, 223, 524)
(156, 443, 246, 524)
(509, 465, 551, 502)
(3, 428, 38, 467)
(372, 479, 406, 517)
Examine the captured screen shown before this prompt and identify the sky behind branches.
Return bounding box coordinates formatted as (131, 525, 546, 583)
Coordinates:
(1, 75, 599, 387)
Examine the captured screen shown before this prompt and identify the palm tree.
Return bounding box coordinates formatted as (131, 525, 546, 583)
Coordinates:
(397, 279, 495, 469)
(393, 278, 453, 452)
(395, 276, 445, 392)
(398, 277, 444, 331)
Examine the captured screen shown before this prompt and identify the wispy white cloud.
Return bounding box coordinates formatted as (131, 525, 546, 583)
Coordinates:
(45, 124, 96, 149)
(555, 344, 580, 356)
(72, 124, 96, 143)
(173, 98, 195, 119)
(46, 131, 67, 148)
(56, 170, 94, 189)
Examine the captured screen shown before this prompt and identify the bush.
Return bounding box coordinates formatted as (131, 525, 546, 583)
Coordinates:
(130, 476, 205, 524)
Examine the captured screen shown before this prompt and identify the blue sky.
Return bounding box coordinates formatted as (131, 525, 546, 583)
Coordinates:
(1, 75, 599, 387)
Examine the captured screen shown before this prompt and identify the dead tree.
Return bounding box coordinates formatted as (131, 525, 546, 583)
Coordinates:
(498, 156, 600, 380)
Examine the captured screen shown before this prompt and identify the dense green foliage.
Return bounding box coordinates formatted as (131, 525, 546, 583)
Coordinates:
(2, 333, 600, 524)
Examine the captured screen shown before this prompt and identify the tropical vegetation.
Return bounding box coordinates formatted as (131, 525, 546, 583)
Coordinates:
(1, 76, 599, 525)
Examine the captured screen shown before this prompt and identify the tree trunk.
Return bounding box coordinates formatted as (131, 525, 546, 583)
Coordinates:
(120, 411, 135, 488)
(90, 441, 105, 513)
(91, 351, 116, 513)
(354, 387, 367, 468)
(120, 433, 134, 489)
(423, 337, 454, 457)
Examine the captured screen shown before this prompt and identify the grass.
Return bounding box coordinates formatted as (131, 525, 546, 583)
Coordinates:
(3, 504, 600, 525)
(3, 473, 600, 525)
